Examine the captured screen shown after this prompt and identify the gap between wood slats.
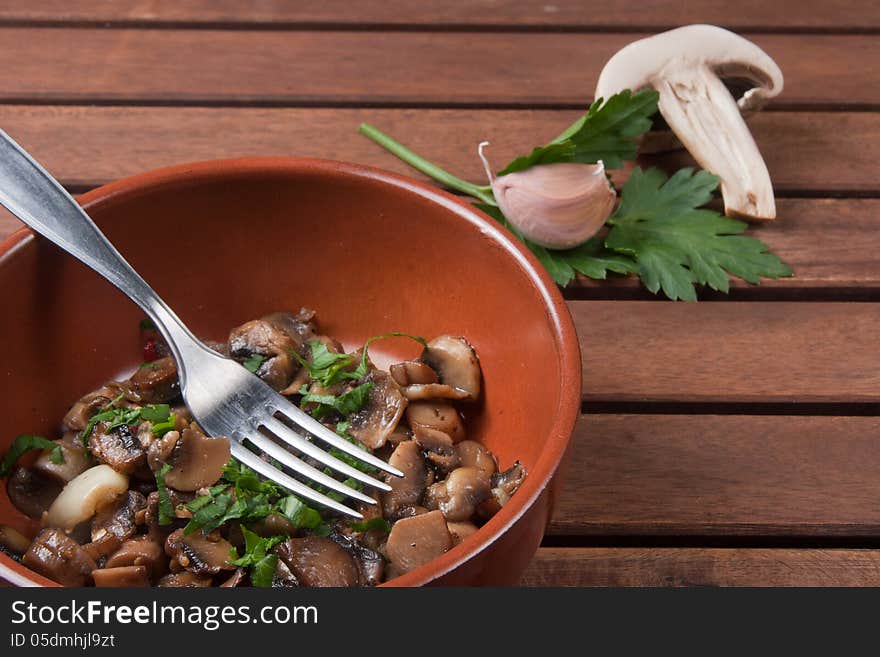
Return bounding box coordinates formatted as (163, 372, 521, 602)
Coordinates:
(0, 23, 876, 36)
(521, 548, 880, 586)
(0, 0, 876, 34)
(0, 30, 873, 109)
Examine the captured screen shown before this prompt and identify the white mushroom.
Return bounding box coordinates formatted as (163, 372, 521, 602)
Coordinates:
(45, 465, 129, 532)
(595, 24, 784, 220)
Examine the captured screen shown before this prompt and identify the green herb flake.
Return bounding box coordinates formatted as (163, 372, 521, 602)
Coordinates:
(300, 381, 374, 418)
(278, 495, 324, 530)
(0, 435, 64, 478)
(242, 353, 267, 374)
(139, 318, 158, 331)
(349, 517, 392, 534)
(229, 527, 286, 588)
(155, 463, 175, 526)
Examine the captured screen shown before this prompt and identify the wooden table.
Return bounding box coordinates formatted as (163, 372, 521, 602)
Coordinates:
(2, 1, 879, 586)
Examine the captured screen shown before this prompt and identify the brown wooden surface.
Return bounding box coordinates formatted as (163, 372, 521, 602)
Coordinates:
(1, 0, 877, 32)
(0, 30, 874, 108)
(553, 416, 880, 536)
(523, 548, 880, 586)
(0, 108, 874, 193)
(1, 3, 879, 587)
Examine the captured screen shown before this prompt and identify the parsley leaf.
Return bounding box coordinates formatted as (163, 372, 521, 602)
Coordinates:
(155, 463, 175, 526)
(80, 402, 172, 446)
(229, 526, 286, 588)
(349, 517, 391, 534)
(278, 495, 324, 530)
(242, 353, 267, 374)
(606, 168, 793, 301)
(500, 89, 659, 174)
(293, 333, 426, 388)
(300, 381, 374, 418)
(0, 435, 64, 478)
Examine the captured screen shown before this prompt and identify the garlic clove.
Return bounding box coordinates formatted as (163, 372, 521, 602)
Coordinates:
(478, 142, 616, 249)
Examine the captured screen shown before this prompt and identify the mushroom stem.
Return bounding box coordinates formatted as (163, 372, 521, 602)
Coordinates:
(657, 65, 775, 220)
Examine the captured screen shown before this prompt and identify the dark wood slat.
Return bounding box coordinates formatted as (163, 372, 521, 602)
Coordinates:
(550, 415, 880, 537)
(574, 302, 880, 403)
(0, 30, 873, 107)
(0, 0, 876, 31)
(0, 107, 874, 193)
(523, 548, 880, 586)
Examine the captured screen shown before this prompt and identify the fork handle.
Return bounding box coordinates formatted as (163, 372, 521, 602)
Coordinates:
(0, 129, 202, 381)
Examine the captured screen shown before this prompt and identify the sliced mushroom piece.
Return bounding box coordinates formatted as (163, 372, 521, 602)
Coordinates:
(249, 513, 296, 538)
(45, 465, 129, 532)
(275, 536, 360, 587)
(384, 510, 453, 577)
(424, 466, 491, 522)
(447, 521, 479, 546)
(165, 528, 235, 576)
(157, 571, 213, 587)
(228, 313, 309, 391)
(390, 361, 439, 386)
(85, 490, 147, 559)
(89, 422, 147, 476)
(478, 461, 528, 520)
(92, 565, 150, 587)
(405, 401, 465, 443)
(33, 431, 91, 484)
(146, 429, 179, 473)
(381, 441, 427, 520)
(421, 335, 482, 400)
(127, 356, 180, 404)
(161, 424, 230, 492)
(220, 568, 247, 588)
(22, 528, 97, 587)
(413, 426, 460, 474)
(347, 370, 407, 450)
(0, 524, 31, 557)
(106, 536, 167, 581)
(272, 558, 300, 587)
(62, 382, 129, 432)
(455, 440, 497, 477)
(595, 25, 784, 220)
(327, 530, 385, 587)
(6, 466, 63, 518)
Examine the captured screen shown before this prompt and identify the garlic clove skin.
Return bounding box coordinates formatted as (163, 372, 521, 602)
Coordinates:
(479, 143, 616, 249)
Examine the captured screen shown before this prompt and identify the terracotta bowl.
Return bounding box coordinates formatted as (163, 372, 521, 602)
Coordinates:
(0, 158, 581, 587)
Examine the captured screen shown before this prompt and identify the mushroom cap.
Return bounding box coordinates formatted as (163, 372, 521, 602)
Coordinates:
(596, 25, 783, 113)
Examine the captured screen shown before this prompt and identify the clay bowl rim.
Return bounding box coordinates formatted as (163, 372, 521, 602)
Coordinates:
(0, 157, 582, 588)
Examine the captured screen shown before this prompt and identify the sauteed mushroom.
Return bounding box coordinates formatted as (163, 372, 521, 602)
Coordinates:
(1, 311, 525, 587)
(22, 528, 96, 586)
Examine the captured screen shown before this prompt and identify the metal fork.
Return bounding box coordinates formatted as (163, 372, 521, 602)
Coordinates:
(0, 130, 401, 519)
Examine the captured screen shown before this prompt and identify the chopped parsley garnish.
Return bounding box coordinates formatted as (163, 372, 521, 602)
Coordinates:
(278, 495, 324, 530)
(242, 353, 267, 374)
(299, 381, 374, 419)
(139, 318, 158, 331)
(80, 401, 173, 446)
(155, 463, 175, 526)
(0, 435, 64, 478)
(349, 517, 392, 534)
(293, 333, 426, 389)
(229, 527, 286, 588)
